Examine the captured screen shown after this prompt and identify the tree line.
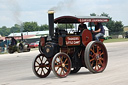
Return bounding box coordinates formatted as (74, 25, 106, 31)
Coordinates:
(0, 22, 49, 36)
(0, 13, 124, 36)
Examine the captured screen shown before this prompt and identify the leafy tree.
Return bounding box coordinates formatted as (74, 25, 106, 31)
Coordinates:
(90, 13, 96, 16)
(106, 20, 115, 32)
(114, 21, 123, 32)
(100, 12, 112, 20)
(0, 26, 10, 36)
(23, 22, 39, 32)
(39, 24, 49, 31)
(10, 24, 20, 33)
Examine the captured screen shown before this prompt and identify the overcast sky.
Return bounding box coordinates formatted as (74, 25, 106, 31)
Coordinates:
(0, 0, 128, 27)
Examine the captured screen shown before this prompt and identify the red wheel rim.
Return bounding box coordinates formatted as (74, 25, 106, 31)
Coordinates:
(53, 53, 71, 78)
(89, 43, 107, 72)
(33, 54, 51, 78)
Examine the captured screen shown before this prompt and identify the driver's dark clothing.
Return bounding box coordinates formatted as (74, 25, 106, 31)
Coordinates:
(94, 23, 105, 41)
(95, 23, 105, 34)
(78, 24, 87, 32)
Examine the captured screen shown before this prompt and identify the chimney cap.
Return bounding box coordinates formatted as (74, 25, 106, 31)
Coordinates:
(48, 10, 54, 14)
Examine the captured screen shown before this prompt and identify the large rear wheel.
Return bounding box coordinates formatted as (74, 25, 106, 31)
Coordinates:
(32, 54, 51, 78)
(52, 52, 71, 78)
(84, 41, 108, 73)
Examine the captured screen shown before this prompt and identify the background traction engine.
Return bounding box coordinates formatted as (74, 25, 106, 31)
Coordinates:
(32, 11, 108, 78)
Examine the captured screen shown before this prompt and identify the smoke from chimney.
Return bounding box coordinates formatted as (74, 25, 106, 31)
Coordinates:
(6, 0, 24, 33)
(49, 0, 75, 13)
(8, 0, 22, 25)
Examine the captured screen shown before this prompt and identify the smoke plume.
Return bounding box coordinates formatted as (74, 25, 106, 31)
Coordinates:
(7, 0, 22, 25)
(49, 0, 75, 13)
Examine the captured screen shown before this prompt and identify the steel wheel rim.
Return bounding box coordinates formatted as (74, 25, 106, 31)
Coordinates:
(52, 53, 71, 78)
(32, 54, 51, 78)
(89, 42, 107, 72)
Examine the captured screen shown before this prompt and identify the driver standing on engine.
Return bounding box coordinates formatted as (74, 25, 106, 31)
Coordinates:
(78, 22, 87, 32)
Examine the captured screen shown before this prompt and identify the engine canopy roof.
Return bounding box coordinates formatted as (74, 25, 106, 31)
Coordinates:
(54, 16, 109, 24)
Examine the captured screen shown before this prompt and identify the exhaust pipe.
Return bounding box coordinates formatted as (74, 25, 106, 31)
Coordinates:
(48, 10, 54, 38)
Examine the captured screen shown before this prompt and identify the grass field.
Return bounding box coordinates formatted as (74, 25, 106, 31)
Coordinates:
(104, 38, 128, 43)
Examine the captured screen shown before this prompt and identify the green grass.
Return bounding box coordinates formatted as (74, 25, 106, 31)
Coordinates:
(104, 38, 128, 43)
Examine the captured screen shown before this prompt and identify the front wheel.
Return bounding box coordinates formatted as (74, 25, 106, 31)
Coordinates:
(84, 41, 108, 73)
(52, 52, 71, 78)
(32, 54, 51, 78)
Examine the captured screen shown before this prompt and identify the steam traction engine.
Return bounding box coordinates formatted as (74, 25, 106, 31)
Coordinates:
(32, 11, 109, 78)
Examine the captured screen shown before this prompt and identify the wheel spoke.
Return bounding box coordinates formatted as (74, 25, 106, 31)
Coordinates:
(90, 49, 95, 54)
(43, 68, 46, 74)
(65, 63, 69, 66)
(97, 46, 99, 54)
(96, 60, 100, 70)
(35, 65, 39, 67)
(45, 67, 49, 70)
(62, 69, 65, 74)
(41, 68, 45, 75)
(64, 66, 68, 71)
(39, 56, 42, 63)
(55, 60, 60, 64)
(60, 68, 63, 75)
(59, 56, 63, 63)
(45, 64, 50, 67)
(99, 57, 104, 60)
(44, 59, 48, 64)
(90, 58, 95, 62)
(40, 69, 43, 75)
(56, 67, 60, 72)
(37, 67, 40, 72)
(89, 54, 95, 58)
(94, 60, 98, 70)
(55, 64, 62, 67)
(61, 56, 64, 61)
(98, 59, 103, 66)
(100, 52, 104, 56)
(36, 61, 40, 65)
(64, 58, 68, 64)
(91, 62, 94, 67)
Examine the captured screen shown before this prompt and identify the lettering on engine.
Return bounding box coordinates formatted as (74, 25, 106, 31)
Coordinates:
(66, 36, 80, 46)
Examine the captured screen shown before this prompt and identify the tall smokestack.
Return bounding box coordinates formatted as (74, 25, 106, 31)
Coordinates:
(48, 10, 54, 37)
